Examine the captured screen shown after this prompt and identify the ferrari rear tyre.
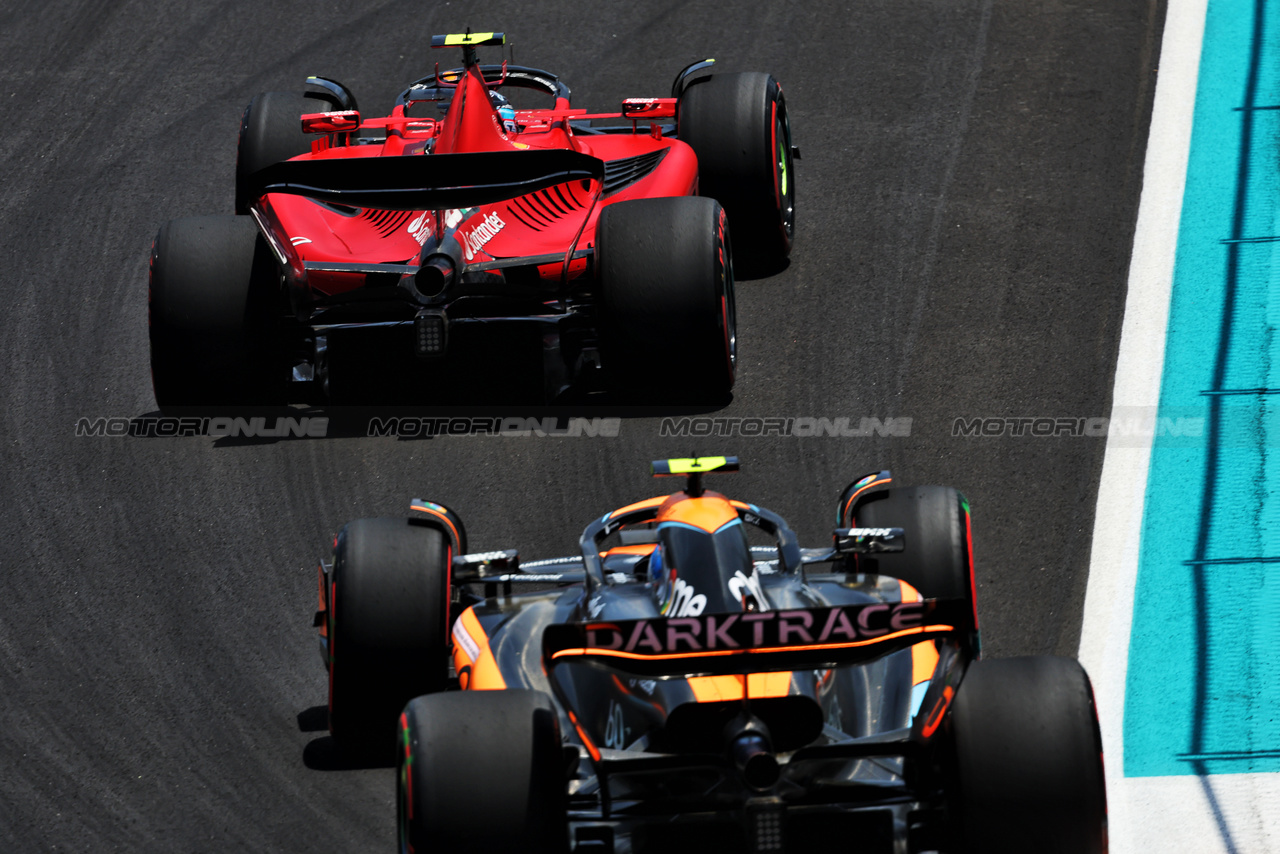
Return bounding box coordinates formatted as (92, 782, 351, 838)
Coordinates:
(398, 690, 568, 854)
(235, 91, 334, 214)
(327, 516, 452, 753)
(148, 215, 284, 410)
(948, 656, 1108, 854)
(853, 485, 972, 604)
(597, 196, 735, 401)
(679, 72, 795, 273)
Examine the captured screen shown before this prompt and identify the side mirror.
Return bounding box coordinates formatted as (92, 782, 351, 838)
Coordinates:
(301, 110, 362, 134)
(833, 527, 904, 554)
(452, 548, 519, 579)
(621, 98, 678, 119)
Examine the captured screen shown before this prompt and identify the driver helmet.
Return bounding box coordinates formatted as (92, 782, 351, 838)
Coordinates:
(647, 534, 666, 584)
(488, 90, 518, 135)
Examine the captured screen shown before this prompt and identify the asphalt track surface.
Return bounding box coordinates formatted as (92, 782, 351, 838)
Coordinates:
(0, 1, 1163, 850)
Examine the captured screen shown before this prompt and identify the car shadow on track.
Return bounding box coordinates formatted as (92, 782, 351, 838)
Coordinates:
(735, 256, 790, 281)
(297, 706, 396, 771)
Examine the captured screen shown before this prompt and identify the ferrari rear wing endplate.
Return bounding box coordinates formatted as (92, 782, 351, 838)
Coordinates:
(246, 149, 604, 212)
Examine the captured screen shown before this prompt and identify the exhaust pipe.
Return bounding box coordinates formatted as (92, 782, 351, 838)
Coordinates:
(412, 253, 455, 300)
(725, 715, 780, 791)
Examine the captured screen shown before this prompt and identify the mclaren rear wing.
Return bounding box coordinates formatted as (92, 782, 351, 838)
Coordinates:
(243, 149, 605, 211)
(543, 597, 973, 677)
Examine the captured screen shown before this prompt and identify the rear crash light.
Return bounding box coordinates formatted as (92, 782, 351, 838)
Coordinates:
(414, 310, 448, 357)
(747, 801, 785, 853)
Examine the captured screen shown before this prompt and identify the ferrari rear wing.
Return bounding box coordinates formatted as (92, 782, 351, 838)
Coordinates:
(243, 149, 604, 211)
(543, 597, 972, 677)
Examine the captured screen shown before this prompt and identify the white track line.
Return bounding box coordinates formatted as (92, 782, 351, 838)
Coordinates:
(1077, 2, 1280, 852)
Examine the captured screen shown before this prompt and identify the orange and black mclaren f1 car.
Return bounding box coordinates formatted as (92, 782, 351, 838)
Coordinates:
(312, 458, 1106, 854)
(149, 32, 796, 408)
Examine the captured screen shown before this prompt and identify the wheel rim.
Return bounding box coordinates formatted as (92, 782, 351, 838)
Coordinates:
(721, 213, 737, 379)
(397, 711, 413, 854)
(327, 580, 337, 732)
(775, 114, 795, 239)
(725, 257, 737, 376)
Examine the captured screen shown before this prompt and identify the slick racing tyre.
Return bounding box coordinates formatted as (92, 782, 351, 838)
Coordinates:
(853, 485, 973, 605)
(679, 72, 795, 274)
(235, 91, 334, 214)
(597, 196, 735, 401)
(398, 690, 568, 854)
(148, 215, 285, 410)
(327, 516, 452, 753)
(948, 656, 1108, 854)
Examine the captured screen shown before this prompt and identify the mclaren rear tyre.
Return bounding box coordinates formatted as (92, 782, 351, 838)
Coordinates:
(679, 71, 795, 274)
(235, 91, 334, 214)
(398, 690, 568, 854)
(327, 516, 452, 754)
(852, 485, 973, 604)
(597, 196, 736, 402)
(148, 215, 285, 410)
(948, 656, 1108, 854)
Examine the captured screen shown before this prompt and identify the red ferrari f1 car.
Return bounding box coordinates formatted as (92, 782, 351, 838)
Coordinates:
(312, 458, 1107, 854)
(149, 33, 796, 407)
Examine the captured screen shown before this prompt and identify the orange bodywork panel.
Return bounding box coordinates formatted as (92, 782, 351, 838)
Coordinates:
(609, 495, 667, 518)
(911, 641, 940, 685)
(688, 671, 793, 702)
(655, 491, 739, 532)
(601, 544, 657, 559)
(451, 607, 507, 690)
(899, 580, 940, 685)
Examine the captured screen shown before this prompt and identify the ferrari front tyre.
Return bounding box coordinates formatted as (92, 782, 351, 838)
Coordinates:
(327, 516, 452, 753)
(597, 196, 736, 401)
(678, 71, 795, 273)
(948, 656, 1108, 854)
(235, 91, 333, 214)
(398, 690, 568, 854)
(148, 215, 284, 410)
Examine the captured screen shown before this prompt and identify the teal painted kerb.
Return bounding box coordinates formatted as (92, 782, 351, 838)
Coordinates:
(1124, 0, 1280, 777)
